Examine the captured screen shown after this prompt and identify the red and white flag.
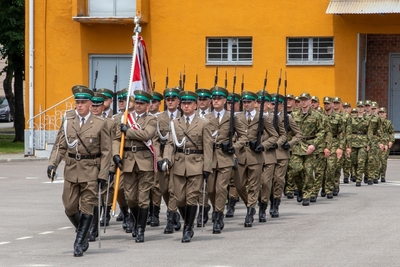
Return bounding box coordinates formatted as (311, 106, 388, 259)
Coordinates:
(130, 36, 152, 94)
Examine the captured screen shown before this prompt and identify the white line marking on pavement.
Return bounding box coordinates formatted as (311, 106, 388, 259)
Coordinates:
(39, 231, 54, 235)
(0, 242, 11, 245)
(0, 177, 8, 179)
(26, 177, 40, 180)
(58, 226, 72, 230)
(43, 179, 64, 184)
(16, 236, 33, 240)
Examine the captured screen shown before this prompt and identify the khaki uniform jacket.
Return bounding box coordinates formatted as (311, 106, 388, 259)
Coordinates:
(205, 110, 248, 169)
(166, 115, 213, 176)
(49, 112, 111, 182)
(235, 110, 279, 166)
(263, 112, 287, 164)
(156, 111, 179, 160)
(113, 112, 157, 172)
(275, 112, 301, 160)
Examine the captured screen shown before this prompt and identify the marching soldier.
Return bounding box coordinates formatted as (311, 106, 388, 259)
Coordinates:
(342, 102, 353, 183)
(163, 90, 213, 243)
(205, 87, 247, 233)
(378, 108, 394, 182)
(96, 88, 114, 118)
(195, 88, 213, 226)
(311, 96, 320, 110)
(284, 94, 298, 197)
(287, 92, 324, 206)
(156, 88, 182, 234)
(112, 90, 157, 243)
(47, 85, 111, 257)
(234, 91, 278, 227)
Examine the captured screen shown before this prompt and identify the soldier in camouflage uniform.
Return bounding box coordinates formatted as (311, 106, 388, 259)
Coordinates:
(349, 101, 372, 186)
(287, 92, 324, 206)
(378, 108, 394, 182)
(342, 102, 353, 183)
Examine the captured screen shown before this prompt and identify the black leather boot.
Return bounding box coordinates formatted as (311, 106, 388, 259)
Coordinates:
(150, 205, 160, 227)
(178, 206, 186, 221)
(164, 210, 175, 234)
(225, 198, 236, 218)
(120, 205, 130, 230)
(173, 212, 181, 231)
(271, 198, 280, 218)
(135, 208, 148, 243)
(244, 207, 256, 227)
(66, 212, 80, 230)
(258, 202, 267, 223)
(73, 214, 93, 257)
(116, 208, 124, 222)
(100, 206, 111, 227)
(147, 203, 153, 225)
(127, 207, 139, 237)
(88, 206, 99, 242)
(213, 211, 222, 234)
(296, 191, 303, 203)
(182, 205, 197, 243)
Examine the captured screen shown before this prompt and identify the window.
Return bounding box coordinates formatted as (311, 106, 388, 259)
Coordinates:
(89, 0, 135, 17)
(206, 37, 253, 65)
(287, 37, 334, 65)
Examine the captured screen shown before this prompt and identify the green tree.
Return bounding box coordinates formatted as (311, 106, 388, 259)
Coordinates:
(0, 0, 25, 142)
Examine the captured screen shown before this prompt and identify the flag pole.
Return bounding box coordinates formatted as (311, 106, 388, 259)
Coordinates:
(111, 13, 142, 216)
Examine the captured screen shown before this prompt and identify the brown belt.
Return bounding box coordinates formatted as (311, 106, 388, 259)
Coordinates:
(176, 148, 204, 155)
(68, 153, 101, 160)
(124, 146, 149, 152)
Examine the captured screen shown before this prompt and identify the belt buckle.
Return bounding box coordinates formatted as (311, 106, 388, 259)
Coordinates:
(131, 145, 137, 153)
(184, 148, 190, 155)
(75, 153, 81, 161)
(215, 143, 220, 149)
(244, 142, 249, 147)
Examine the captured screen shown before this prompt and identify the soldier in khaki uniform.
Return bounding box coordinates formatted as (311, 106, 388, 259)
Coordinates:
(205, 87, 247, 233)
(112, 90, 157, 243)
(163, 90, 213, 243)
(47, 85, 111, 257)
(96, 88, 114, 118)
(156, 88, 182, 234)
(234, 91, 278, 227)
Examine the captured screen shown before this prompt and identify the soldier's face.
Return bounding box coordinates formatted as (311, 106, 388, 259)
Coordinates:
(198, 98, 211, 110)
(103, 98, 112, 110)
(311, 100, 319, 109)
(243, 100, 256, 112)
(344, 107, 351, 113)
(165, 97, 180, 111)
(333, 102, 341, 110)
(135, 102, 149, 114)
(379, 112, 386, 119)
(299, 98, 311, 109)
(181, 101, 197, 116)
(227, 101, 240, 112)
(91, 104, 105, 115)
(75, 100, 91, 117)
(365, 105, 371, 112)
(287, 99, 294, 108)
(118, 99, 126, 111)
(149, 100, 161, 113)
(372, 108, 378, 114)
(357, 106, 364, 113)
(212, 96, 226, 111)
(324, 102, 332, 111)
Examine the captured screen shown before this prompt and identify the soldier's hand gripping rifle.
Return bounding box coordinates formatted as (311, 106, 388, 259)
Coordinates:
(250, 70, 268, 152)
(273, 69, 282, 133)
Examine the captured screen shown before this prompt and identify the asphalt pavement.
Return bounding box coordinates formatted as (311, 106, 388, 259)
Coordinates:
(0, 159, 399, 267)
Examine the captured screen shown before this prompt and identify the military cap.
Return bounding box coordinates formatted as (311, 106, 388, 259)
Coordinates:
(356, 101, 365, 107)
(210, 86, 228, 98)
(343, 102, 351, 107)
(195, 88, 212, 99)
(241, 91, 258, 101)
(311, 96, 320, 102)
(286, 94, 295, 100)
(152, 91, 164, 102)
(72, 85, 93, 100)
(271, 94, 284, 104)
(317, 106, 324, 112)
(134, 90, 152, 103)
(332, 96, 341, 103)
(371, 101, 378, 108)
(164, 88, 180, 98)
(117, 88, 128, 100)
(294, 96, 300, 102)
(378, 107, 387, 113)
(173, 86, 184, 92)
(97, 88, 114, 99)
(299, 92, 311, 99)
(323, 96, 332, 104)
(91, 92, 106, 106)
(256, 90, 272, 102)
(179, 91, 198, 102)
(364, 100, 372, 106)
(351, 108, 357, 113)
(227, 93, 241, 102)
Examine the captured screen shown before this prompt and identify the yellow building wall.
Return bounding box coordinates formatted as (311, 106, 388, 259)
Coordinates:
(25, 0, 400, 125)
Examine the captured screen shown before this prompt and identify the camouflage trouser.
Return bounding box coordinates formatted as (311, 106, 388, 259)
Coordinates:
(312, 152, 326, 197)
(379, 149, 390, 179)
(324, 151, 338, 194)
(367, 144, 380, 180)
(285, 156, 297, 194)
(351, 146, 368, 182)
(343, 152, 352, 179)
(287, 154, 316, 200)
(334, 156, 343, 189)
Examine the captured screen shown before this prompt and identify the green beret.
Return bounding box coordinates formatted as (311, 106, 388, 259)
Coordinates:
(323, 96, 332, 104)
(227, 93, 241, 102)
(72, 85, 93, 100)
(134, 90, 152, 103)
(152, 91, 164, 102)
(117, 88, 128, 100)
(97, 88, 113, 99)
(195, 88, 211, 99)
(210, 86, 228, 98)
(164, 88, 181, 98)
(179, 91, 198, 102)
(241, 91, 257, 101)
(299, 92, 311, 99)
(256, 90, 271, 102)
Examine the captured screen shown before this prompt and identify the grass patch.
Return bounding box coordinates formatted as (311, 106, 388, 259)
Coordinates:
(0, 134, 24, 154)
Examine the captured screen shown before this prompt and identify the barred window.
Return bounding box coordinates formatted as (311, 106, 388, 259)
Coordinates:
(287, 37, 334, 65)
(207, 37, 253, 65)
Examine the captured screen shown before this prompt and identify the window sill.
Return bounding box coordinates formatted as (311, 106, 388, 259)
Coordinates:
(206, 62, 253, 66)
(72, 16, 138, 24)
(286, 62, 334, 66)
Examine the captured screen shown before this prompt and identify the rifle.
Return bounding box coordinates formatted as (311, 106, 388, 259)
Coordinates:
(224, 70, 228, 89)
(240, 74, 244, 111)
(254, 70, 268, 149)
(195, 74, 198, 90)
(283, 71, 289, 132)
(273, 69, 282, 132)
(214, 67, 218, 86)
(164, 68, 168, 111)
(93, 61, 99, 92)
(153, 73, 156, 92)
(228, 67, 237, 153)
(179, 71, 182, 88)
(113, 65, 118, 115)
(182, 65, 186, 90)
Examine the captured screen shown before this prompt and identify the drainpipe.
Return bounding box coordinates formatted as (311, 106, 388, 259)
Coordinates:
(28, 0, 34, 155)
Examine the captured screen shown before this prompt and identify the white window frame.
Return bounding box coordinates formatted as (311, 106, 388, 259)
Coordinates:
(88, 0, 135, 17)
(206, 37, 253, 66)
(286, 37, 334, 66)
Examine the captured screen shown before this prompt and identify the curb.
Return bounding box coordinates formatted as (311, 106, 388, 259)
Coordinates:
(0, 157, 48, 163)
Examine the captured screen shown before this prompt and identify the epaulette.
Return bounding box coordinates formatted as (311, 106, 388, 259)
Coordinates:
(199, 116, 209, 123)
(94, 115, 105, 121)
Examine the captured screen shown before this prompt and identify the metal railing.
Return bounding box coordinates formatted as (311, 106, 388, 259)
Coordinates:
(25, 96, 74, 156)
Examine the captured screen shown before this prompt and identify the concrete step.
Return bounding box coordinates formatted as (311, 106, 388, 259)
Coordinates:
(34, 143, 53, 159)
